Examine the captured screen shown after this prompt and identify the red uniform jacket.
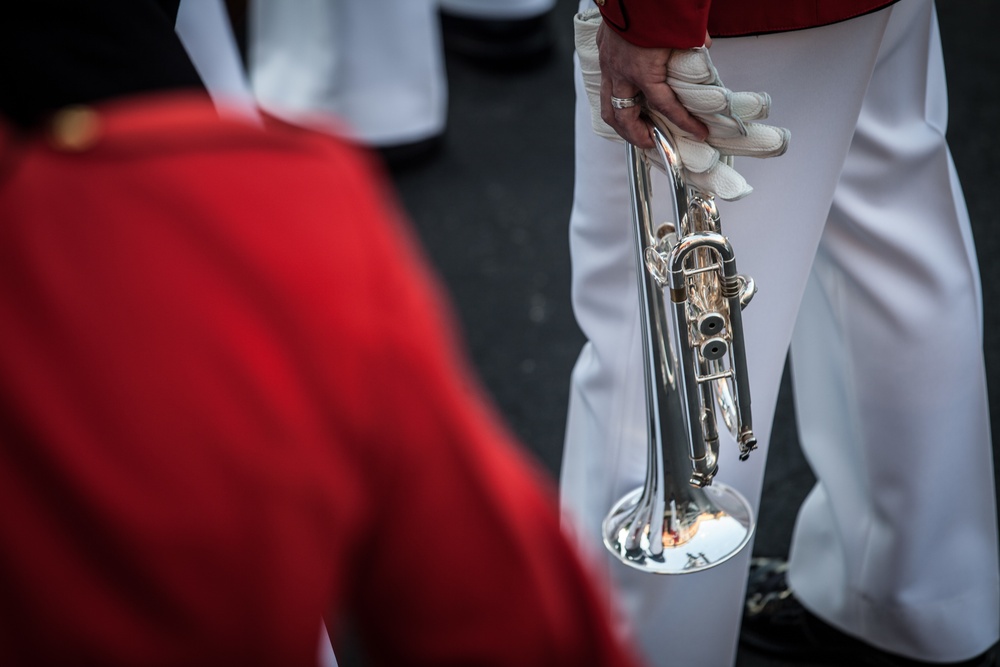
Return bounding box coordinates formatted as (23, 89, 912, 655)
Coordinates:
(0, 96, 642, 667)
(598, 0, 898, 48)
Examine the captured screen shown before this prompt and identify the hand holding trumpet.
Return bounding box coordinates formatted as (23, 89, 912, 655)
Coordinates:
(576, 9, 790, 200)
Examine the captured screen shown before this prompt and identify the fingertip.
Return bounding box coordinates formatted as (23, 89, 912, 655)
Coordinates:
(629, 126, 655, 149)
(642, 124, 657, 148)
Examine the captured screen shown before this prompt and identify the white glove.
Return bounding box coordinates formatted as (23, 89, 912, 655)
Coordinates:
(574, 9, 789, 200)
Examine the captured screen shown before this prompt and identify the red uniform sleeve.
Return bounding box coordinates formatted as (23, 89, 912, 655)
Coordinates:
(597, 0, 898, 47)
(598, 0, 712, 49)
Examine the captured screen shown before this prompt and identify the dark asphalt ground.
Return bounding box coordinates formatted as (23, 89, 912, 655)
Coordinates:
(381, 2, 1000, 665)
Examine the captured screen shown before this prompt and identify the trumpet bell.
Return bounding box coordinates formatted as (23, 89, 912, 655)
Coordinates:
(603, 482, 753, 574)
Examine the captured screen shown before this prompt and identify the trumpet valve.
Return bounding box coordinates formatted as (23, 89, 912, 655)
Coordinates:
(700, 336, 729, 361)
(696, 312, 726, 336)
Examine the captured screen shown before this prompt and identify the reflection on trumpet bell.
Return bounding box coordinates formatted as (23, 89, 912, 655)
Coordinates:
(603, 484, 754, 574)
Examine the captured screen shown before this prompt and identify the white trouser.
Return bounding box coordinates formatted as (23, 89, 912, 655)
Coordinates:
(560, 1, 999, 665)
(174, 0, 260, 123)
(248, 0, 447, 146)
(247, 0, 555, 145)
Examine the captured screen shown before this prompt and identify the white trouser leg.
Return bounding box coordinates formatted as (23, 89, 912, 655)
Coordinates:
(439, 0, 555, 20)
(174, 0, 261, 123)
(558, 3, 939, 665)
(249, 0, 447, 146)
(318, 623, 338, 667)
(784, 1, 999, 661)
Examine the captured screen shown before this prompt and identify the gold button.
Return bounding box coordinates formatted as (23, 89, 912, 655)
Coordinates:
(50, 106, 101, 152)
(596, 0, 605, 5)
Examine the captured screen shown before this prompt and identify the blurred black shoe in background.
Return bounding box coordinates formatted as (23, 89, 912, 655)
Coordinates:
(440, 9, 553, 70)
(376, 134, 444, 172)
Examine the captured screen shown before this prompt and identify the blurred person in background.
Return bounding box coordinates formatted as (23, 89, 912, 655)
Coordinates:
(245, 0, 556, 167)
(0, 2, 644, 665)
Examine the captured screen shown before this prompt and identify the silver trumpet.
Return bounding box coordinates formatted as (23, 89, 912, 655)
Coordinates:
(602, 121, 758, 574)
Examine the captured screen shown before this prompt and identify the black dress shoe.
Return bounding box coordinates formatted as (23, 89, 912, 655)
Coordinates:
(741, 558, 997, 667)
(375, 133, 443, 171)
(439, 10, 553, 70)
